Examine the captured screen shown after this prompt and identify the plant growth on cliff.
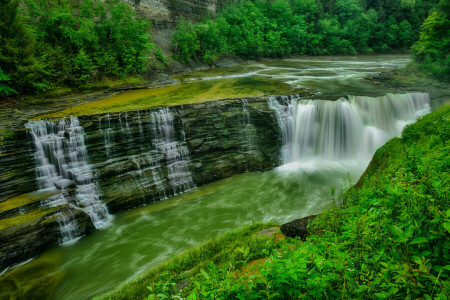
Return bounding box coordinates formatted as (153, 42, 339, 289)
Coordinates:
(172, 0, 439, 63)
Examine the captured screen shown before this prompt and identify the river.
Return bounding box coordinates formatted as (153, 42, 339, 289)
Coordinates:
(0, 55, 438, 299)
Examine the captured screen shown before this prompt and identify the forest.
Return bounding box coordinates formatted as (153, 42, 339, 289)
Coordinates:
(173, 0, 449, 81)
(0, 0, 448, 97)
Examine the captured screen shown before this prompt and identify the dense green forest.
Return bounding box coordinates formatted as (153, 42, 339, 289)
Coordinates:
(412, 0, 450, 81)
(100, 105, 450, 300)
(0, 0, 154, 96)
(172, 0, 438, 61)
(0, 0, 448, 97)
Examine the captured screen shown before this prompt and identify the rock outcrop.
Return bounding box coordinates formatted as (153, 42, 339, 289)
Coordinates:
(280, 214, 319, 240)
(124, 0, 220, 27)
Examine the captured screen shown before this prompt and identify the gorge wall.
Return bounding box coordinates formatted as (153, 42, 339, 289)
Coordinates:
(123, 0, 220, 27)
(0, 97, 281, 270)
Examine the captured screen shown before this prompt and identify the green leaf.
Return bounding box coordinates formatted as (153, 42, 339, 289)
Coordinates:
(409, 237, 428, 244)
(200, 269, 210, 280)
(443, 222, 450, 234)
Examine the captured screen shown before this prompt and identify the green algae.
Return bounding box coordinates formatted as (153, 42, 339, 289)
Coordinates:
(34, 76, 302, 119)
(0, 190, 59, 214)
(172, 64, 262, 80)
(0, 206, 59, 230)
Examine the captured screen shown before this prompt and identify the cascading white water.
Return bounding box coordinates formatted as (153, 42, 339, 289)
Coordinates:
(152, 108, 195, 195)
(26, 117, 111, 242)
(242, 99, 254, 152)
(269, 93, 430, 164)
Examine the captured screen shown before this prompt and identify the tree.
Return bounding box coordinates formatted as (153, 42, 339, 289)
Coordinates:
(412, 5, 450, 81)
(0, 0, 44, 94)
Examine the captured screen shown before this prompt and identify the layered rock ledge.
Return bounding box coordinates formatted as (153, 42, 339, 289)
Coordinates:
(0, 95, 288, 270)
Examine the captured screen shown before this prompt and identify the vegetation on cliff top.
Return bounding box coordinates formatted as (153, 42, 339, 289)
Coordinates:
(0, 0, 155, 96)
(412, 0, 450, 81)
(98, 105, 450, 299)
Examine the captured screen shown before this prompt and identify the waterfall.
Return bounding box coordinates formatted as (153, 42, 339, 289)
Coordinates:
(152, 108, 195, 195)
(242, 99, 254, 152)
(269, 93, 430, 164)
(26, 117, 111, 242)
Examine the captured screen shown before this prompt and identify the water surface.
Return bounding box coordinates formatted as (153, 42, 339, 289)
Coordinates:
(0, 162, 365, 299)
(38, 55, 411, 118)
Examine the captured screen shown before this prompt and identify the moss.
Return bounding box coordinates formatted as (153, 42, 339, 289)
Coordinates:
(34, 76, 305, 119)
(0, 206, 60, 230)
(0, 190, 59, 214)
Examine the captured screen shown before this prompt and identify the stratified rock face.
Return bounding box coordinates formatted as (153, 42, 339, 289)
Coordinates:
(0, 205, 94, 270)
(0, 131, 37, 202)
(0, 96, 281, 269)
(82, 97, 281, 212)
(123, 0, 219, 27)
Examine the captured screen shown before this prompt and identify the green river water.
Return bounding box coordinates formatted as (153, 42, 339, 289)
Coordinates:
(1, 55, 445, 299)
(1, 162, 365, 299)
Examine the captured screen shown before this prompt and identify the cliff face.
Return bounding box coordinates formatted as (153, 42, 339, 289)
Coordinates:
(124, 0, 220, 27)
(0, 96, 281, 269)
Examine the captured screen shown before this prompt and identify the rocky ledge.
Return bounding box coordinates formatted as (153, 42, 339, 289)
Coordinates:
(0, 95, 294, 270)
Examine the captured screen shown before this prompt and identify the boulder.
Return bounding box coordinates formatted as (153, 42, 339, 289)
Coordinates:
(54, 179, 75, 190)
(280, 214, 319, 240)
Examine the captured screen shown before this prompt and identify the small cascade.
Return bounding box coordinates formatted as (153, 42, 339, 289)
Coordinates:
(99, 114, 115, 159)
(269, 93, 430, 164)
(26, 117, 111, 242)
(152, 108, 195, 195)
(242, 99, 252, 151)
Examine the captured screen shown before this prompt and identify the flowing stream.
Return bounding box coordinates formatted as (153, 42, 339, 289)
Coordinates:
(0, 55, 436, 300)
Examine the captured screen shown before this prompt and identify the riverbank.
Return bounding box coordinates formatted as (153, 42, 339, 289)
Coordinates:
(366, 62, 450, 109)
(98, 104, 450, 299)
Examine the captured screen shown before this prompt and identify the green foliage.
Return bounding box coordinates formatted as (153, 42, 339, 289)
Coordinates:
(0, 68, 16, 96)
(412, 1, 450, 81)
(172, 17, 200, 63)
(0, 0, 154, 96)
(135, 106, 449, 299)
(172, 0, 436, 62)
(0, 0, 44, 94)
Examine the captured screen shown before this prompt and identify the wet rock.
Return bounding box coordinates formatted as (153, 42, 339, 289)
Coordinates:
(0, 205, 94, 270)
(54, 179, 75, 190)
(280, 214, 319, 240)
